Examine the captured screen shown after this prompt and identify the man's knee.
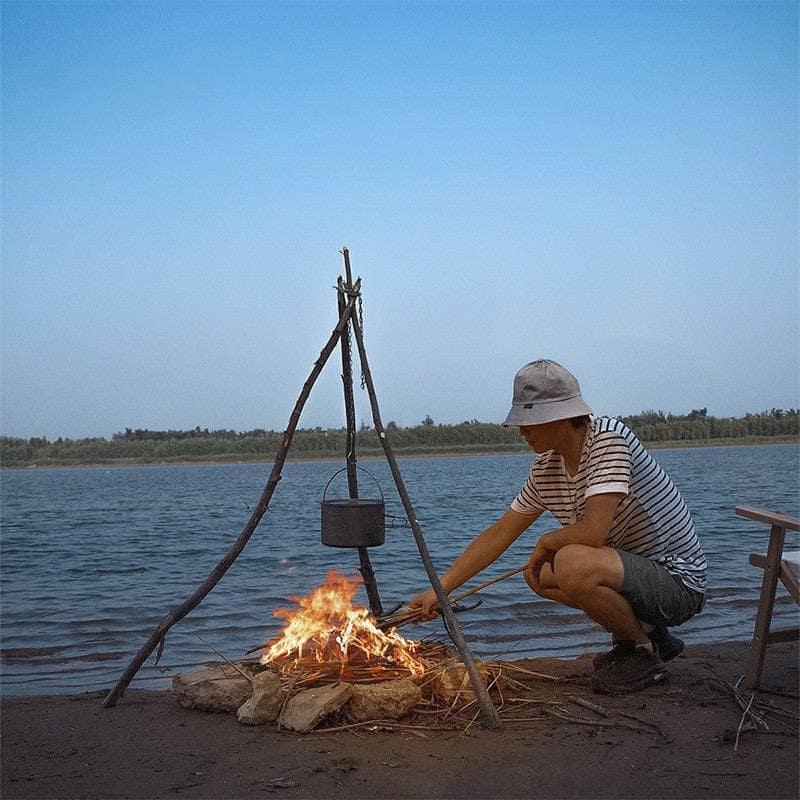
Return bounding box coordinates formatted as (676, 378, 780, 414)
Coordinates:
(553, 544, 620, 597)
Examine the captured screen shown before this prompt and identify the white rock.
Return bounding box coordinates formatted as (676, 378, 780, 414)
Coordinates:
(237, 671, 285, 725)
(172, 664, 252, 712)
(278, 682, 353, 733)
(346, 677, 422, 722)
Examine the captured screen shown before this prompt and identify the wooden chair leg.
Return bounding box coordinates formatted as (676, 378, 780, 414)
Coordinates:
(743, 525, 787, 690)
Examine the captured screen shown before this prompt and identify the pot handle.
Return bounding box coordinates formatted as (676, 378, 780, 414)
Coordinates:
(321, 465, 385, 503)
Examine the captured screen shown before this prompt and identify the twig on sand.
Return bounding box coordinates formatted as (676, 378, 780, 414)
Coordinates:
(566, 694, 610, 717)
(565, 694, 668, 741)
(503, 675, 537, 693)
(500, 663, 561, 682)
(312, 719, 459, 735)
(459, 709, 481, 737)
(703, 667, 769, 730)
(614, 710, 668, 741)
(506, 698, 562, 707)
(734, 693, 755, 753)
(541, 705, 659, 737)
(311, 719, 380, 734)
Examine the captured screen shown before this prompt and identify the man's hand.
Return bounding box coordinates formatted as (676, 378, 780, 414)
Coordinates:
(524, 531, 558, 593)
(409, 588, 439, 621)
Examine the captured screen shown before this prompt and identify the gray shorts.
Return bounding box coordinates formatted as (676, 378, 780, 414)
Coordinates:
(617, 549, 704, 628)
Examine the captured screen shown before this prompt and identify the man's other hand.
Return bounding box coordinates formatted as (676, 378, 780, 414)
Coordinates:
(525, 532, 558, 592)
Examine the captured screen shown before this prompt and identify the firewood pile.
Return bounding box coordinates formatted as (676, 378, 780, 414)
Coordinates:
(170, 572, 669, 737)
(172, 642, 494, 733)
(170, 642, 666, 738)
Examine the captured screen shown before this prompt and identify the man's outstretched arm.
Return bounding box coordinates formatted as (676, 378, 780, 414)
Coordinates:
(410, 508, 541, 617)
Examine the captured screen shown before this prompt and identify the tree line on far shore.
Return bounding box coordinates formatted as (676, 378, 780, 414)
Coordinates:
(1, 408, 797, 468)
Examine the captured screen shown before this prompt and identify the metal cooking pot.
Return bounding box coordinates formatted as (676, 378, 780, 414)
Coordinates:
(320, 466, 385, 548)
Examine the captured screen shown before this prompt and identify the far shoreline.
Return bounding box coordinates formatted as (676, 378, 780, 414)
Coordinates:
(3, 436, 797, 471)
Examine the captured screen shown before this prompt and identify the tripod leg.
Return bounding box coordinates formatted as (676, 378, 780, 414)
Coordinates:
(349, 311, 500, 729)
(101, 283, 361, 708)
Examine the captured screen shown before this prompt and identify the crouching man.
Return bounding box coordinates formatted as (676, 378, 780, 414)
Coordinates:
(410, 359, 706, 695)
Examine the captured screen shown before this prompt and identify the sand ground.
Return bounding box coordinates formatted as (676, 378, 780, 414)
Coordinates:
(1, 639, 797, 800)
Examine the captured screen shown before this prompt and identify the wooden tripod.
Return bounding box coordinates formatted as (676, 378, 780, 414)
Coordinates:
(101, 250, 499, 728)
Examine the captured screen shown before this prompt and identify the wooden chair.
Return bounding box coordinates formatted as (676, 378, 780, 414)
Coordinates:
(735, 505, 799, 690)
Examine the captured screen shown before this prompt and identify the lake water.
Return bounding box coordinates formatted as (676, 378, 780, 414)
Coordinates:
(1, 444, 798, 696)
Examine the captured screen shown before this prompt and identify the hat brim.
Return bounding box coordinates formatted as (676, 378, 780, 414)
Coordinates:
(502, 396, 593, 427)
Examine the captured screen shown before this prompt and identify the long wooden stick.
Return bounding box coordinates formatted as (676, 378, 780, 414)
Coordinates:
(100, 283, 361, 708)
(378, 565, 527, 630)
(450, 565, 526, 605)
(349, 300, 500, 729)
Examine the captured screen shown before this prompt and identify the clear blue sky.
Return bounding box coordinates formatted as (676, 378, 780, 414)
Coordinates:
(2, 1, 797, 440)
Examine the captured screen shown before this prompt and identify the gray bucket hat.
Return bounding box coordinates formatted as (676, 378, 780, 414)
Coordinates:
(502, 359, 593, 426)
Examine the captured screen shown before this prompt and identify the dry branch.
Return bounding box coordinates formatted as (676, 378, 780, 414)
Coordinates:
(541, 705, 657, 736)
(500, 663, 561, 682)
(194, 634, 255, 685)
(566, 694, 609, 717)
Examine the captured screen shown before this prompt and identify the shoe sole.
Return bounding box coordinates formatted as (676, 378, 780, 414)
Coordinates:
(591, 667, 670, 696)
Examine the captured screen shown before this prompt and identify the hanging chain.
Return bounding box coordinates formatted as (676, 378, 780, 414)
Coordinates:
(358, 292, 366, 389)
(343, 304, 353, 360)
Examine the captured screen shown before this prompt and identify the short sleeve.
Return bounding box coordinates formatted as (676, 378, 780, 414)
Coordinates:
(510, 469, 546, 515)
(585, 429, 632, 499)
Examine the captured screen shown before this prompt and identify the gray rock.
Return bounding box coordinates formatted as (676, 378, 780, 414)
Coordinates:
(278, 682, 353, 733)
(237, 671, 285, 725)
(172, 664, 253, 712)
(346, 677, 422, 722)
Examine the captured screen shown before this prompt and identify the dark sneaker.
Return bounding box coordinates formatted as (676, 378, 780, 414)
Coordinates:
(591, 645, 668, 695)
(593, 628, 684, 672)
(592, 639, 635, 672)
(649, 626, 684, 662)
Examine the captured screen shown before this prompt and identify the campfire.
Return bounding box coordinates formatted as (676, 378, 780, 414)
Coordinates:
(171, 572, 616, 736)
(260, 570, 427, 680)
(172, 570, 508, 732)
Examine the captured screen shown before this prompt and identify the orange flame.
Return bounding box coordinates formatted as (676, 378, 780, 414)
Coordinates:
(261, 570, 426, 676)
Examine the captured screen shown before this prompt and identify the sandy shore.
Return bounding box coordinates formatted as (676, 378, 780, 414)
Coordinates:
(1, 639, 797, 800)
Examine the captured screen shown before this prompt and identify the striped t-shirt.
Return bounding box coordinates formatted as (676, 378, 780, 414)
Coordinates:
(510, 417, 706, 593)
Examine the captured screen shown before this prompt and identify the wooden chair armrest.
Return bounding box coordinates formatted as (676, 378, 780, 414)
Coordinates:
(735, 505, 800, 531)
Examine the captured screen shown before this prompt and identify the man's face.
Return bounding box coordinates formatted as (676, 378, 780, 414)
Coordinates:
(518, 420, 564, 453)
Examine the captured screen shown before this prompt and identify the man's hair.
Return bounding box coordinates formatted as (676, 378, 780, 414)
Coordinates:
(569, 415, 590, 429)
